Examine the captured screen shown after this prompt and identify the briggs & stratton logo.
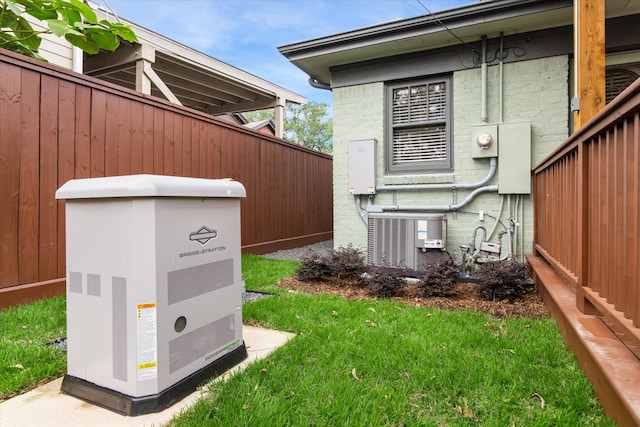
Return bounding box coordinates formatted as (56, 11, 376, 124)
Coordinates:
(189, 226, 217, 245)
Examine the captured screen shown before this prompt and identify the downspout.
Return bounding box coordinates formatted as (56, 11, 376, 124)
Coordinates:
(72, 47, 83, 73)
(308, 77, 331, 91)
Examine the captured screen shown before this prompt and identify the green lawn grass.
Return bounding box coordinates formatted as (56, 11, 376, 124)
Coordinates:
(172, 291, 614, 426)
(0, 294, 66, 400)
(0, 255, 615, 426)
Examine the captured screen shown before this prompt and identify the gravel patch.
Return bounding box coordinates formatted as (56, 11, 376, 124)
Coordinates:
(260, 240, 333, 261)
(242, 290, 273, 303)
(243, 240, 333, 303)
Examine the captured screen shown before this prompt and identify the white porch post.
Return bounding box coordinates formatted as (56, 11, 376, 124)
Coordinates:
(135, 44, 155, 95)
(274, 97, 286, 139)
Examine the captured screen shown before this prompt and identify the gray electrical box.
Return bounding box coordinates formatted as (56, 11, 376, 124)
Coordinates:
(348, 139, 376, 195)
(56, 174, 248, 416)
(471, 124, 498, 158)
(498, 121, 532, 194)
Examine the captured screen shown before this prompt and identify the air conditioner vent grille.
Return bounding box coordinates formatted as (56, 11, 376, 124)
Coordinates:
(367, 213, 446, 270)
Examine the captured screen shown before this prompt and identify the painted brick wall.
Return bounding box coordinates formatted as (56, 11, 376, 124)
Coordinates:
(333, 83, 385, 250)
(332, 56, 569, 264)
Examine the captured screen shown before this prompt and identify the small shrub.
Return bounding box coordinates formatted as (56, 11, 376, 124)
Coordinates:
(416, 254, 458, 297)
(325, 244, 366, 282)
(475, 259, 531, 302)
(295, 249, 331, 282)
(366, 265, 408, 298)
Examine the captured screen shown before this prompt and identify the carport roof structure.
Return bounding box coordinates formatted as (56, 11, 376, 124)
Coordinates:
(84, 7, 305, 137)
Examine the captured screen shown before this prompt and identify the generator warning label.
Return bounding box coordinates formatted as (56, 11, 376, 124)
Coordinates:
(136, 302, 158, 381)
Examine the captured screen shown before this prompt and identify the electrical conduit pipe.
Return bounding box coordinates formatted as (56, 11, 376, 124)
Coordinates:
(375, 157, 496, 192)
(367, 185, 498, 213)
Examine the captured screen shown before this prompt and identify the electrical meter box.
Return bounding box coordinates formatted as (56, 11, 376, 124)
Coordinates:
(348, 138, 376, 195)
(55, 174, 247, 416)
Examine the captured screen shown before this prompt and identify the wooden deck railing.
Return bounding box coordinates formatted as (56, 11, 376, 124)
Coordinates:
(0, 48, 333, 308)
(533, 77, 640, 350)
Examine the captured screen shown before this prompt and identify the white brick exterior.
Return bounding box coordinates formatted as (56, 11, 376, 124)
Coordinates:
(332, 55, 569, 263)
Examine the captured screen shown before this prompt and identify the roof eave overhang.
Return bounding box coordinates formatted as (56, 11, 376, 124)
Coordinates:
(278, 0, 637, 86)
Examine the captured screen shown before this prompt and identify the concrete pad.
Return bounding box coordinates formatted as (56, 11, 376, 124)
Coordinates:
(0, 325, 293, 427)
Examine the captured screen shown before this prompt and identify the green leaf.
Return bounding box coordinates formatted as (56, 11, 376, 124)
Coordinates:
(65, 33, 98, 54)
(73, 21, 103, 30)
(0, 35, 45, 61)
(1, 0, 136, 60)
(4, 0, 23, 16)
(101, 21, 138, 42)
(21, 0, 57, 20)
(87, 28, 119, 51)
(3, 9, 22, 32)
(67, 0, 98, 24)
(46, 19, 68, 37)
(16, 17, 40, 50)
(57, 7, 82, 26)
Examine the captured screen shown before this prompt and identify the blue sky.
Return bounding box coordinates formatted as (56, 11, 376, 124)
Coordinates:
(106, 0, 472, 107)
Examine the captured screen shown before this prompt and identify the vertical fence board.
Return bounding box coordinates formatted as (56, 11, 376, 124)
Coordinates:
(75, 86, 91, 178)
(616, 124, 626, 312)
(182, 116, 191, 176)
(141, 104, 154, 174)
(153, 108, 164, 174)
(117, 97, 132, 175)
(130, 101, 144, 174)
(39, 76, 59, 280)
(173, 114, 183, 176)
(57, 80, 76, 278)
(206, 124, 220, 178)
(190, 120, 201, 177)
(18, 69, 41, 285)
(0, 63, 22, 286)
(633, 113, 640, 326)
(163, 111, 174, 175)
(623, 119, 634, 318)
(90, 90, 106, 177)
(104, 94, 119, 176)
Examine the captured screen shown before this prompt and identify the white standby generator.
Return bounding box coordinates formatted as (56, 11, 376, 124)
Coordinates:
(55, 174, 247, 416)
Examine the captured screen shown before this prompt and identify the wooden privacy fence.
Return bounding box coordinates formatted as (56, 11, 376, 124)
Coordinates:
(0, 49, 333, 308)
(533, 77, 640, 351)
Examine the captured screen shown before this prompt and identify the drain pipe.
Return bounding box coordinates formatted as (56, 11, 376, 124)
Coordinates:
(498, 32, 504, 124)
(480, 35, 488, 124)
(354, 195, 368, 225)
(72, 47, 83, 73)
(376, 157, 496, 192)
(368, 185, 498, 213)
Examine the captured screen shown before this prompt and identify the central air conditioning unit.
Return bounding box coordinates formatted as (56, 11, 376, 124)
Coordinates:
(367, 213, 447, 271)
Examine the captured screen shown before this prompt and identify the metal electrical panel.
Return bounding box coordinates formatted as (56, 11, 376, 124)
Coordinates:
(498, 121, 532, 194)
(471, 124, 498, 158)
(348, 139, 376, 195)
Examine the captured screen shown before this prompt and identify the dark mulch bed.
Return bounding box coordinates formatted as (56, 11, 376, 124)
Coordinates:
(278, 276, 550, 320)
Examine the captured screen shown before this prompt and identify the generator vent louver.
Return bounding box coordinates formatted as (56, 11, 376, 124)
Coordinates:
(367, 213, 446, 271)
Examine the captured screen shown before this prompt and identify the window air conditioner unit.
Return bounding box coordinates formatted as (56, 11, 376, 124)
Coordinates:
(367, 213, 447, 271)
